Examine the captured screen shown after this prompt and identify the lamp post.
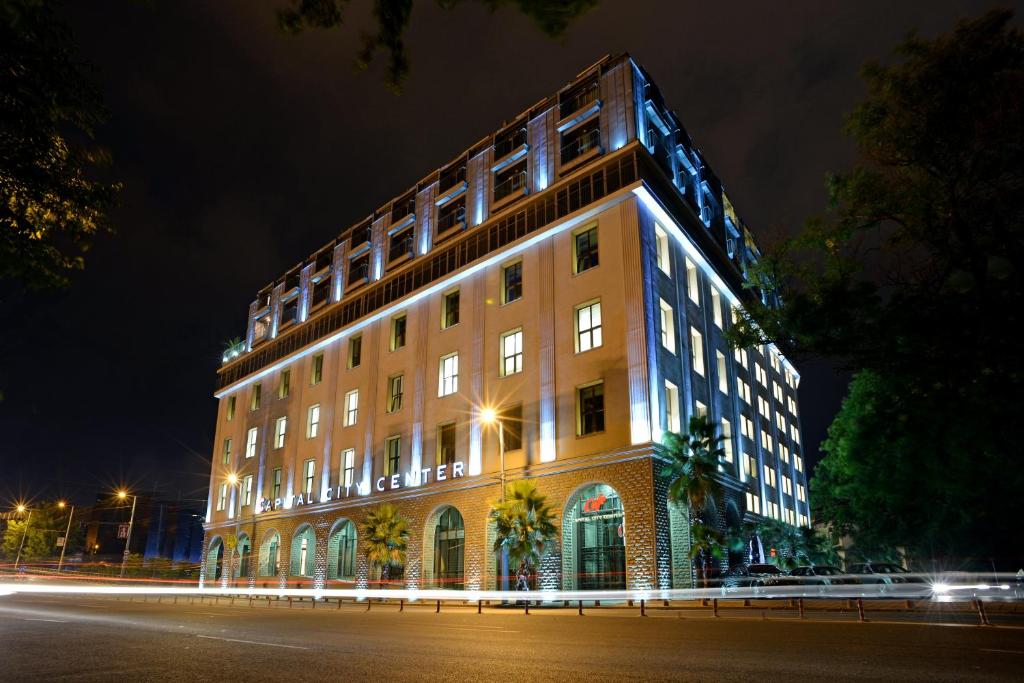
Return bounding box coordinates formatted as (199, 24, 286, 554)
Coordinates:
(56, 501, 75, 573)
(13, 505, 31, 571)
(226, 473, 244, 586)
(480, 406, 508, 590)
(117, 490, 137, 579)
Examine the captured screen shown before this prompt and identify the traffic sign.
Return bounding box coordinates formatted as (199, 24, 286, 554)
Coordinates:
(117, 523, 130, 539)
(56, 537, 66, 547)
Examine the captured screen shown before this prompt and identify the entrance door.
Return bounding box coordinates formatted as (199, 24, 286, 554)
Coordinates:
(574, 485, 625, 590)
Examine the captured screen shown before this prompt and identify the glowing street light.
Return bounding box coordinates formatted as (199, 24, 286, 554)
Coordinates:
(480, 405, 509, 592)
(13, 504, 32, 571)
(56, 501, 76, 573)
(116, 489, 138, 579)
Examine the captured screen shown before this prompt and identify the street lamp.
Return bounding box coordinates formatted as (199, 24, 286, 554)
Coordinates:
(13, 504, 32, 571)
(480, 406, 508, 591)
(117, 490, 137, 579)
(56, 501, 75, 573)
(226, 472, 245, 585)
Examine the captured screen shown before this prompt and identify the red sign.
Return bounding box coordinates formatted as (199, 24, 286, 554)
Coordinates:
(582, 494, 607, 513)
(117, 524, 130, 539)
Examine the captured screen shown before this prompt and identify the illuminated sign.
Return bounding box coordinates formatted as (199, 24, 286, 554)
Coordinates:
(257, 460, 468, 513)
(582, 494, 607, 513)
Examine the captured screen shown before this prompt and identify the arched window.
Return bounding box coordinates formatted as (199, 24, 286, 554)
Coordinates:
(234, 534, 251, 580)
(433, 507, 464, 589)
(259, 532, 281, 577)
(290, 525, 316, 578)
(564, 484, 625, 590)
(328, 520, 357, 582)
(207, 537, 224, 581)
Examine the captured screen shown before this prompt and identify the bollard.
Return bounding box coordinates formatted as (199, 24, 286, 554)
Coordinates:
(663, 600, 669, 607)
(798, 598, 805, 619)
(640, 599, 646, 617)
(311, 597, 316, 610)
(436, 599, 441, 614)
(399, 599, 404, 612)
(975, 598, 990, 626)
(578, 600, 584, 616)
(366, 599, 371, 612)
(856, 598, 867, 622)
(337, 598, 343, 610)
(478, 600, 482, 615)
(230, 596, 235, 606)
(713, 598, 719, 618)
(628, 599, 634, 607)
(525, 602, 530, 615)
(288, 596, 293, 609)
(249, 596, 253, 608)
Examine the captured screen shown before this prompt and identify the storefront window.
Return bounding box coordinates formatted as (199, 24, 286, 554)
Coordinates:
(434, 507, 465, 589)
(574, 484, 625, 590)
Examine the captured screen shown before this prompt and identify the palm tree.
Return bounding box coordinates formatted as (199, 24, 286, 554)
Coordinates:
(360, 503, 409, 589)
(489, 480, 559, 590)
(661, 414, 725, 587)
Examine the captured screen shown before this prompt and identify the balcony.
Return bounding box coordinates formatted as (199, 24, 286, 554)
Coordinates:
(388, 228, 415, 263)
(560, 126, 602, 168)
(493, 168, 527, 206)
(350, 220, 372, 251)
(437, 162, 467, 206)
(391, 193, 416, 230)
(435, 198, 466, 240)
(559, 81, 600, 121)
(492, 127, 528, 172)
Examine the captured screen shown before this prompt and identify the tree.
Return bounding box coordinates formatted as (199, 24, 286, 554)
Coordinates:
(1, 0, 121, 289)
(728, 10, 1024, 568)
(1, 502, 82, 563)
(276, 0, 599, 92)
(661, 415, 725, 587)
(489, 479, 558, 589)
(360, 503, 409, 588)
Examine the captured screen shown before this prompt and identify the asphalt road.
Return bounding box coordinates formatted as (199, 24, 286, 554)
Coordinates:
(1, 594, 1022, 681)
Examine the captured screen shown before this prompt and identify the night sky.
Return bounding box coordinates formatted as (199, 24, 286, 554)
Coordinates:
(1, 0, 993, 508)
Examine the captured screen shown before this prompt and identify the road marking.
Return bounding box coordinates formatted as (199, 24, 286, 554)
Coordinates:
(439, 626, 519, 633)
(196, 634, 308, 650)
(23, 618, 67, 623)
(981, 649, 1024, 655)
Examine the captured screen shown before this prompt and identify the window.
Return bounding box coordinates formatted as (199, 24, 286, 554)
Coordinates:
(782, 475, 793, 496)
(763, 464, 777, 488)
(387, 374, 404, 413)
(573, 225, 599, 274)
(659, 299, 676, 353)
(348, 251, 370, 285)
(249, 383, 262, 411)
(344, 390, 359, 426)
(740, 415, 755, 440)
(303, 459, 315, 496)
(695, 401, 707, 419)
(502, 261, 522, 304)
(780, 444, 790, 464)
(273, 417, 286, 449)
(390, 315, 407, 351)
(717, 351, 729, 394)
(272, 468, 282, 500)
(501, 404, 523, 451)
(388, 224, 414, 262)
(437, 195, 466, 236)
(437, 422, 456, 466)
(664, 381, 680, 433)
(772, 381, 784, 403)
(758, 396, 771, 418)
(761, 429, 774, 454)
(575, 300, 602, 352)
(577, 381, 605, 436)
(278, 369, 291, 399)
(690, 327, 705, 376)
(797, 484, 806, 502)
(755, 363, 767, 386)
(711, 290, 723, 328)
(348, 336, 362, 368)
(737, 378, 752, 404)
(561, 118, 601, 165)
(311, 354, 323, 385)
(776, 412, 786, 432)
(442, 289, 460, 329)
(438, 353, 459, 396)
(384, 436, 401, 476)
(341, 449, 356, 487)
(685, 258, 700, 305)
(500, 329, 523, 376)
(243, 475, 253, 507)
(795, 453, 804, 471)
(655, 224, 671, 275)
(792, 426, 802, 446)
(735, 347, 749, 369)
(221, 438, 232, 466)
(307, 404, 320, 439)
(216, 483, 227, 511)
(746, 491, 761, 515)
(494, 159, 527, 202)
(721, 419, 733, 463)
(770, 353, 782, 374)
(744, 453, 758, 479)
(246, 427, 258, 458)
(226, 396, 236, 421)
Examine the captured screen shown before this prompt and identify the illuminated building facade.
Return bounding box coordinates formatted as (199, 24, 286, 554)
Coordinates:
(202, 54, 809, 591)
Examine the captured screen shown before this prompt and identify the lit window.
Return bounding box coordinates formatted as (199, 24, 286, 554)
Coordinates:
(685, 258, 699, 305)
(249, 383, 262, 411)
(384, 436, 401, 476)
(437, 422, 456, 466)
(341, 449, 355, 488)
(690, 327, 704, 376)
(221, 438, 232, 466)
(303, 459, 315, 496)
(721, 419, 733, 463)
(745, 491, 761, 515)
(500, 329, 523, 376)
(761, 429, 774, 454)
(243, 475, 253, 507)
(307, 404, 320, 439)
(387, 374, 404, 413)
(737, 378, 752, 404)
(217, 483, 227, 512)
(797, 484, 806, 502)
(695, 401, 707, 419)
(344, 390, 359, 426)
(439, 353, 459, 397)
(659, 299, 676, 353)
(573, 225, 599, 274)
(758, 396, 771, 417)
(577, 381, 605, 436)
(711, 290, 723, 328)
(273, 417, 286, 449)
(734, 347, 749, 369)
(311, 354, 324, 385)
(717, 351, 729, 394)
(763, 464, 777, 488)
(755, 363, 767, 386)
(390, 315, 406, 351)
(246, 427, 258, 458)
(279, 369, 291, 399)
(442, 289, 460, 329)
(740, 415, 755, 440)
(655, 224, 671, 275)
(502, 261, 522, 304)
(782, 475, 793, 496)
(744, 453, 758, 479)
(575, 300, 603, 352)
(272, 468, 282, 499)
(348, 336, 362, 368)
(226, 396, 236, 421)
(664, 381, 680, 434)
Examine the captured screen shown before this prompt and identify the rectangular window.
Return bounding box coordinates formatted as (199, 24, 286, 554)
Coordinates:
(442, 289, 460, 329)
(763, 464, 777, 488)
(348, 336, 362, 368)
(721, 419, 734, 463)
(695, 401, 707, 419)
(438, 353, 459, 397)
(664, 381, 681, 434)
(250, 383, 262, 411)
(388, 224, 414, 262)
(243, 475, 253, 507)
(737, 378, 752, 404)
(573, 225, 599, 274)
(226, 396, 236, 421)
(436, 195, 466, 236)
(502, 404, 523, 451)
(303, 459, 315, 496)
(711, 289, 723, 328)
(577, 381, 605, 436)
(272, 468, 282, 499)
(755, 363, 767, 386)
(246, 427, 258, 458)
(735, 347, 749, 369)
(341, 449, 356, 488)
(384, 436, 401, 476)
(500, 329, 523, 376)
(348, 251, 370, 286)
(311, 354, 324, 385)
(387, 374, 404, 413)
(278, 369, 291, 399)
(761, 429, 774, 454)
(344, 390, 359, 426)
(780, 444, 790, 464)
(390, 315, 407, 351)
(795, 453, 804, 471)
(560, 116, 600, 165)
(502, 261, 522, 304)
(758, 396, 771, 418)
(797, 484, 806, 502)
(437, 422, 456, 466)
(307, 404, 320, 439)
(690, 327, 705, 376)
(221, 438, 232, 466)
(744, 453, 758, 479)
(717, 351, 729, 394)
(686, 258, 700, 305)
(746, 491, 761, 515)
(782, 475, 793, 496)
(655, 224, 671, 275)
(575, 300, 602, 352)
(494, 159, 527, 202)
(659, 299, 676, 353)
(217, 483, 227, 511)
(273, 417, 286, 449)
(740, 414, 755, 440)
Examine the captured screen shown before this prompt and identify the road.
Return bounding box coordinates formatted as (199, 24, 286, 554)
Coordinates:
(1, 594, 1022, 681)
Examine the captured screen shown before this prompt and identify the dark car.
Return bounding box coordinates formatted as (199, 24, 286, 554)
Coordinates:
(717, 563, 799, 589)
(847, 562, 924, 584)
(790, 565, 857, 586)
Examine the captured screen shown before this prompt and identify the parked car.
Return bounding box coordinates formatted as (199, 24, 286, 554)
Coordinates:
(847, 562, 924, 584)
(716, 563, 800, 589)
(790, 565, 858, 586)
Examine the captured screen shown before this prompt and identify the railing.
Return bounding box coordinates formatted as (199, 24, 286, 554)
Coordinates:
(493, 170, 527, 202)
(350, 223, 371, 248)
(494, 128, 528, 160)
(560, 82, 600, 119)
(438, 165, 467, 195)
(391, 196, 416, 222)
(436, 203, 466, 234)
(560, 127, 601, 166)
(348, 261, 369, 285)
(388, 234, 414, 263)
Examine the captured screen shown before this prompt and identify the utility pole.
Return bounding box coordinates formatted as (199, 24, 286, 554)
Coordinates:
(57, 503, 75, 573)
(119, 492, 138, 579)
(14, 508, 32, 571)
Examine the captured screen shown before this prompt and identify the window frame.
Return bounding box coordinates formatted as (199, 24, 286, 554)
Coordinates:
(499, 328, 523, 377)
(501, 260, 523, 304)
(441, 288, 460, 330)
(438, 352, 459, 397)
(344, 390, 359, 427)
(572, 224, 599, 275)
(307, 404, 320, 439)
(576, 380, 606, 436)
(574, 299, 603, 353)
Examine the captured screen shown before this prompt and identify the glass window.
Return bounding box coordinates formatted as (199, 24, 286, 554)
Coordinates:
(221, 438, 232, 466)
(311, 354, 323, 385)
(721, 419, 733, 463)
(341, 449, 355, 488)
(307, 404, 320, 439)
(690, 327, 705, 376)
(573, 225, 599, 274)
(664, 381, 680, 433)
(387, 374, 404, 413)
(695, 401, 707, 418)
(249, 383, 262, 411)
(278, 369, 291, 398)
(442, 290, 460, 329)
(246, 427, 258, 458)
(348, 336, 362, 368)
(433, 507, 465, 589)
(500, 329, 523, 376)
(717, 351, 729, 394)
(659, 299, 675, 353)
(711, 290, 723, 328)
(344, 390, 359, 426)
(437, 422, 456, 466)
(226, 396, 236, 421)
(655, 224, 671, 275)
(385, 436, 401, 476)
(304, 459, 315, 496)
(243, 475, 253, 507)
(439, 353, 459, 397)
(577, 381, 605, 436)
(390, 315, 407, 350)
(501, 404, 523, 451)
(575, 300, 602, 352)
(217, 483, 227, 511)
(273, 417, 286, 449)
(272, 468, 282, 499)
(502, 261, 522, 304)
(686, 258, 700, 305)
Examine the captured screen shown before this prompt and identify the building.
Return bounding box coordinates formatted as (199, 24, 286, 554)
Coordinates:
(85, 493, 205, 565)
(202, 54, 810, 591)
